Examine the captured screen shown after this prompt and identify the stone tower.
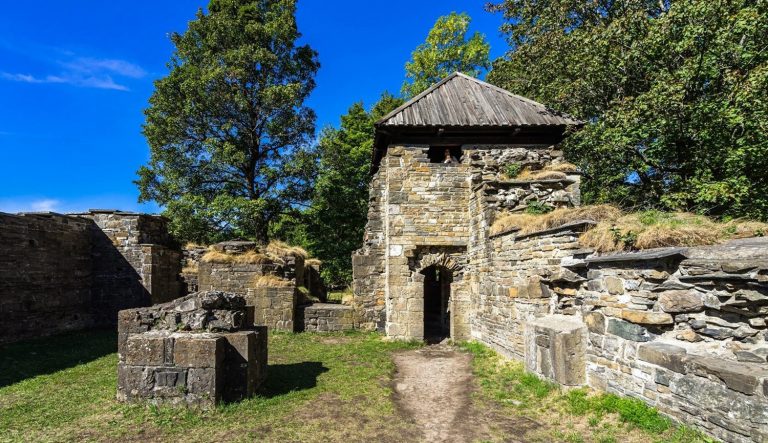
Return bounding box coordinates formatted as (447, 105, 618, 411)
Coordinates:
(352, 73, 581, 341)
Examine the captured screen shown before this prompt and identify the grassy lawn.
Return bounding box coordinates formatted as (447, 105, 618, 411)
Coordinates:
(0, 330, 421, 443)
(0, 330, 716, 443)
(460, 342, 716, 443)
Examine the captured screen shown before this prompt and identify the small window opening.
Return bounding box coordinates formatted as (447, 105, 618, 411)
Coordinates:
(428, 146, 463, 164)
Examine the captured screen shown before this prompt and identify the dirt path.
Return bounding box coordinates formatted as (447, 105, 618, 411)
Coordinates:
(392, 344, 536, 443)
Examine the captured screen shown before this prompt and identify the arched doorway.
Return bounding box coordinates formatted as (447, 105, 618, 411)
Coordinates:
(422, 265, 452, 343)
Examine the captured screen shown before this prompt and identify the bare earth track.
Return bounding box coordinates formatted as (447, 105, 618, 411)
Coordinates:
(392, 344, 537, 443)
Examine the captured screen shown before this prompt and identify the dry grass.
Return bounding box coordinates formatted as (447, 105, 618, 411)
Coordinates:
(200, 249, 274, 264)
(265, 240, 309, 259)
(513, 162, 578, 181)
(305, 258, 322, 267)
(491, 205, 622, 236)
(515, 170, 568, 181)
(184, 242, 206, 250)
(181, 265, 199, 275)
(251, 274, 294, 288)
(581, 211, 768, 252)
(490, 205, 768, 252)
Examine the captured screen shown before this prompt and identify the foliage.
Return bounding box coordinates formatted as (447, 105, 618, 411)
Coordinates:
(402, 12, 491, 98)
(487, 0, 768, 220)
(503, 163, 522, 178)
(564, 389, 671, 434)
(136, 0, 319, 244)
(524, 200, 554, 215)
(273, 94, 404, 287)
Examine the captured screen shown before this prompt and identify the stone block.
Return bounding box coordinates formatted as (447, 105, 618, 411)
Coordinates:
(637, 342, 687, 374)
(604, 276, 624, 295)
(584, 311, 606, 334)
(606, 318, 650, 342)
(658, 290, 704, 313)
(174, 336, 225, 368)
(620, 309, 673, 325)
(685, 355, 764, 395)
(124, 334, 167, 366)
(525, 315, 587, 386)
(187, 367, 223, 406)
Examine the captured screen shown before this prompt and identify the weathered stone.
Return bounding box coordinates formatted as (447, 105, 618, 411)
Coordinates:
(584, 312, 606, 334)
(604, 276, 624, 295)
(606, 318, 651, 342)
(620, 310, 674, 325)
(637, 342, 688, 374)
(685, 355, 763, 395)
(675, 329, 703, 342)
(657, 290, 704, 313)
(174, 336, 224, 368)
(734, 350, 767, 363)
(525, 315, 587, 386)
(698, 327, 733, 339)
(689, 319, 707, 330)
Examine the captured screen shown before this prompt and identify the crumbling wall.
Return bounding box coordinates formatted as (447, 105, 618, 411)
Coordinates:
(301, 303, 355, 332)
(476, 220, 768, 443)
(0, 210, 183, 344)
(117, 291, 267, 407)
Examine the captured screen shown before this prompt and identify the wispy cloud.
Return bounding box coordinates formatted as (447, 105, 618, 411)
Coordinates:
(0, 71, 128, 91)
(0, 48, 145, 91)
(0, 198, 61, 213)
(64, 57, 147, 79)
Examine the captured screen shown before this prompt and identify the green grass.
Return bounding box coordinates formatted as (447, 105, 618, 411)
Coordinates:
(0, 330, 422, 443)
(459, 341, 716, 443)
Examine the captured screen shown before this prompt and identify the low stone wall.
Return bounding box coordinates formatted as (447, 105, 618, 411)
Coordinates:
(479, 224, 768, 442)
(117, 291, 268, 407)
(245, 286, 297, 332)
(301, 303, 355, 333)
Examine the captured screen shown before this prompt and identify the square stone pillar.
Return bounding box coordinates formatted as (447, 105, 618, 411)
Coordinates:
(524, 315, 587, 386)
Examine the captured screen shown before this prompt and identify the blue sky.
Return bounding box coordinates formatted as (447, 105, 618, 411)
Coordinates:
(0, 1, 507, 214)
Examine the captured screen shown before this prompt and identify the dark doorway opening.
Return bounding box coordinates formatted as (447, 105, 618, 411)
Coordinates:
(422, 265, 452, 343)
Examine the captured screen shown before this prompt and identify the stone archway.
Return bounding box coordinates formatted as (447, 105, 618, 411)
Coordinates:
(415, 252, 462, 275)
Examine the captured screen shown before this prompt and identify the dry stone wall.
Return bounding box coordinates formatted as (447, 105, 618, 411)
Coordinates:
(477, 223, 768, 443)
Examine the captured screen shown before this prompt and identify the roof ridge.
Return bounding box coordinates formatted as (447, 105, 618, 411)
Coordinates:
(375, 72, 462, 126)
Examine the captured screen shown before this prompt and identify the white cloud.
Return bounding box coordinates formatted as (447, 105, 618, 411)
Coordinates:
(0, 198, 60, 213)
(0, 71, 128, 91)
(64, 57, 147, 79)
(0, 51, 143, 91)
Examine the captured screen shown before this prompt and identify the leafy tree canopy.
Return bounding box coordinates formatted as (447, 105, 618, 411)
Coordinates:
(136, 0, 319, 243)
(402, 12, 491, 98)
(273, 93, 404, 287)
(487, 0, 768, 220)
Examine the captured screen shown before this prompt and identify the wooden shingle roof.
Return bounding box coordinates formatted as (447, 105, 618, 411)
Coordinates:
(376, 72, 581, 128)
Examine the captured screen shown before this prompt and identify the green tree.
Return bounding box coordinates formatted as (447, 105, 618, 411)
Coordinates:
(274, 94, 403, 287)
(487, 0, 768, 220)
(402, 12, 491, 98)
(136, 0, 319, 244)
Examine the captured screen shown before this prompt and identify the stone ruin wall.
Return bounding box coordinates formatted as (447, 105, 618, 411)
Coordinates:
(0, 211, 183, 344)
(352, 143, 571, 340)
(117, 291, 267, 408)
(475, 223, 768, 443)
(194, 241, 329, 333)
(0, 213, 94, 343)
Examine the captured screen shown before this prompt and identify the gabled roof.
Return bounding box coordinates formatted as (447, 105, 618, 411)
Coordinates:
(376, 72, 581, 128)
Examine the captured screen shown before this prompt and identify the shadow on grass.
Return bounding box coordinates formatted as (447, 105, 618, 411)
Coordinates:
(259, 362, 329, 398)
(0, 329, 116, 388)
